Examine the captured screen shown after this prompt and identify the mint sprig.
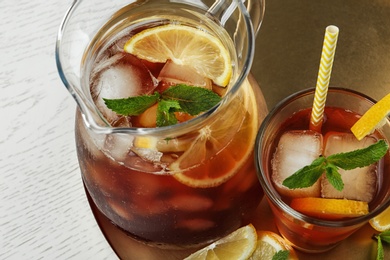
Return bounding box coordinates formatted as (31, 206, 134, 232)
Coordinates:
(272, 250, 289, 260)
(282, 140, 389, 191)
(375, 230, 390, 260)
(103, 84, 221, 127)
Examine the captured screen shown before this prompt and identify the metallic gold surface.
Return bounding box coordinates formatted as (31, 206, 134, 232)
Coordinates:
(253, 0, 390, 109)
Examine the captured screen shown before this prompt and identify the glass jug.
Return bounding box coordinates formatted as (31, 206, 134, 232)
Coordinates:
(56, 0, 266, 248)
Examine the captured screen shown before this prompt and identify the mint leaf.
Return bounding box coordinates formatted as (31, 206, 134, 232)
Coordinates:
(327, 140, 388, 170)
(162, 84, 221, 115)
(325, 164, 344, 191)
(272, 250, 289, 260)
(282, 157, 325, 189)
(157, 99, 180, 127)
(103, 84, 222, 127)
(376, 235, 384, 260)
(103, 92, 159, 116)
(378, 230, 390, 244)
(375, 231, 390, 260)
(282, 140, 388, 190)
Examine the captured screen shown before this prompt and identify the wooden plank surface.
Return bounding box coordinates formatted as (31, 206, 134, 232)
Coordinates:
(0, 0, 116, 259)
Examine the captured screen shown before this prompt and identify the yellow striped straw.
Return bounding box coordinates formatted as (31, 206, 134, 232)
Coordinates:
(310, 25, 339, 132)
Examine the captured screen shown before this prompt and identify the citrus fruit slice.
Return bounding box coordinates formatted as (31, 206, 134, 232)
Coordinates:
(171, 81, 258, 187)
(351, 93, 390, 140)
(249, 231, 298, 260)
(124, 24, 232, 86)
(184, 224, 257, 260)
(369, 205, 390, 232)
(290, 197, 369, 220)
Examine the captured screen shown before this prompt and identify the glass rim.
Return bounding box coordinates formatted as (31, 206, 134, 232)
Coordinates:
(255, 87, 390, 228)
(55, 0, 256, 136)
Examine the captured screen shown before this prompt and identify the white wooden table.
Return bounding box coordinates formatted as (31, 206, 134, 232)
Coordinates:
(2, 0, 390, 259)
(1, 0, 116, 259)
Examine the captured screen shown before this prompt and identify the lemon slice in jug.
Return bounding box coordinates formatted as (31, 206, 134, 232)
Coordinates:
(124, 24, 232, 86)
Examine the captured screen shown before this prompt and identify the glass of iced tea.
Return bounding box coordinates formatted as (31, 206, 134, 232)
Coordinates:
(255, 87, 390, 253)
(56, 0, 266, 249)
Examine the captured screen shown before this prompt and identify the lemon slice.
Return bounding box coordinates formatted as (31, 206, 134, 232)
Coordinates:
(351, 93, 390, 140)
(124, 24, 232, 86)
(184, 224, 257, 260)
(171, 81, 258, 187)
(290, 197, 369, 220)
(249, 231, 298, 260)
(369, 205, 390, 232)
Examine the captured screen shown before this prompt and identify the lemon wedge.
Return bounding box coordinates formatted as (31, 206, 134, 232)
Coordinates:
(249, 231, 298, 260)
(184, 224, 257, 260)
(369, 205, 390, 232)
(351, 93, 390, 140)
(290, 197, 369, 220)
(124, 24, 232, 86)
(171, 81, 258, 187)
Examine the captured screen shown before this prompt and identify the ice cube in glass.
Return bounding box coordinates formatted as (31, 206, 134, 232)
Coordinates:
(272, 130, 323, 198)
(321, 132, 378, 202)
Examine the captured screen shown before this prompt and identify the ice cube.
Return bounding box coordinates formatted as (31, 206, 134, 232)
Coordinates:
(157, 60, 212, 90)
(131, 199, 169, 216)
(272, 130, 323, 198)
(120, 172, 169, 216)
(104, 133, 134, 161)
(321, 133, 377, 202)
(123, 153, 164, 173)
(111, 116, 131, 128)
(155, 136, 192, 152)
(76, 115, 106, 159)
(83, 162, 116, 196)
(107, 198, 135, 221)
(102, 116, 134, 162)
(90, 53, 123, 79)
(91, 53, 157, 123)
(140, 59, 165, 78)
(168, 195, 213, 212)
(131, 147, 163, 163)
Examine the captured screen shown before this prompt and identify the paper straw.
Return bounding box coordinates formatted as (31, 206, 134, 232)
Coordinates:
(309, 25, 339, 132)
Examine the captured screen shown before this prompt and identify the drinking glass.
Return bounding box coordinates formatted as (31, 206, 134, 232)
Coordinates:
(56, 0, 267, 248)
(255, 88, 390, 253)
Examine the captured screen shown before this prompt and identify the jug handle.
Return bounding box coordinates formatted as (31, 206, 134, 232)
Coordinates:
(208, 0, 265, 36)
